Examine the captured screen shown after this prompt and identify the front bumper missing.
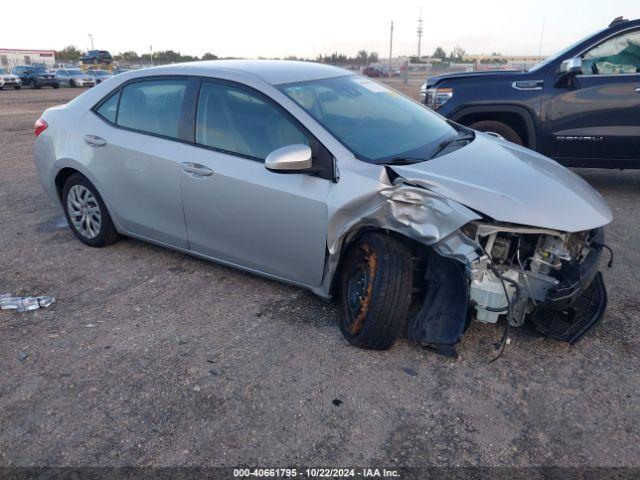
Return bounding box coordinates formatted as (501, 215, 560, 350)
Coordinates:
(527, 272, 607, 343)
(527, 229, 608, 344)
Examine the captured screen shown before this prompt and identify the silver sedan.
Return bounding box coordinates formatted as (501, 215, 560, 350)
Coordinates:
(33, 61, 612, 356)
(55, 69, 96, 87)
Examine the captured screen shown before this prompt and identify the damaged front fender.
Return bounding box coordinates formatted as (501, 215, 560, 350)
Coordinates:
(312, 166, 481, 299)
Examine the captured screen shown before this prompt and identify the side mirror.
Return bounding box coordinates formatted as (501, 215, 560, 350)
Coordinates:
(265, 144, 312, 173)
(558, 57, 583, 76)
(556, 58, 582, 88)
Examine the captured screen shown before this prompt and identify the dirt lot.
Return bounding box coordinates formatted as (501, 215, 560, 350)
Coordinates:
(1, 84, 639, 469)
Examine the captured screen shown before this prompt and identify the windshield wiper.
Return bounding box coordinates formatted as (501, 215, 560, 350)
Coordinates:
(428, 131, 475, 160)
(385, 157, 425, 165)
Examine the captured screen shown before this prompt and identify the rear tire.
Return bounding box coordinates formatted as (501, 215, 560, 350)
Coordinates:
(338, 232, 413, 350)
(15, 85, 21, 90)
(62, 174, 119, 247)
(469, 120, 523, 145)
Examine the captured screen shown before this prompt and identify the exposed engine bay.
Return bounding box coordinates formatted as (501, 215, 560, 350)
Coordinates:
(417, 221, 609, 357)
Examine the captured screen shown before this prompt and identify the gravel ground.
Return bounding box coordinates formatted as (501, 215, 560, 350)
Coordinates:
(1, 85, 639, 468)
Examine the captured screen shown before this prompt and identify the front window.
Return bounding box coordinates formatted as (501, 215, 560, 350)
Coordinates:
(581, 29, 640, 75)
(196, 81, 308, 160)
(279, 75, 458, 163)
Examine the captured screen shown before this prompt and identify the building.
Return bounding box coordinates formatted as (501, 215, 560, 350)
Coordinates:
(0, 49, 56, 69)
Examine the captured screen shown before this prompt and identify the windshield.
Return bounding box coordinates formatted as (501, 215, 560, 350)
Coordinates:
(530, 28, 606, 71)
(68, 69, 83, 75)
(0, 69, 7, 74)
(34, 67, 51, 73)
(279, 75, 459, 163)
(95, 70, 110, 76)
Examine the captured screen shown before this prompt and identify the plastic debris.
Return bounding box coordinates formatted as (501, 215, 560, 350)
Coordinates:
(1, 294, 55, 312)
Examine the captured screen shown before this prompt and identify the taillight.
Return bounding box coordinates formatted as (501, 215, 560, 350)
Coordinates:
(34, 118, 48, 137)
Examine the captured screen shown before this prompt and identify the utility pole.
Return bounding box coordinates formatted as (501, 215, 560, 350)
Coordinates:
(150, 45, 153, 66)
(417, 8, 423, 60)
(388, 21, 394, 77)
(88, 34, 94, 50)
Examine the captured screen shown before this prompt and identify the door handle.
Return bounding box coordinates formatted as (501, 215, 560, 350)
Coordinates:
(84, 135, 106, 147)
(180, 162, 214, 177)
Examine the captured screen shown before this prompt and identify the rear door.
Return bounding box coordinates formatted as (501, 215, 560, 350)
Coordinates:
(177, 79, 331, 286)
(544, 28, 640, 162)
(83, 77, 193, 248)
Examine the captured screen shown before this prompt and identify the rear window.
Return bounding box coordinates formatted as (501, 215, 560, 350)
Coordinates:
(95, 90, 119, 123)
(116, 79, 188, 139)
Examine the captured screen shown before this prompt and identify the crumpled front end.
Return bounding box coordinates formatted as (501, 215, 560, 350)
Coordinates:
(320, 160, 611, 356)
(430, 221, 609, 354)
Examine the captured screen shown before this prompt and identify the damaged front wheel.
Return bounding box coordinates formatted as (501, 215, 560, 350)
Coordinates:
(338, 232, 412, 350)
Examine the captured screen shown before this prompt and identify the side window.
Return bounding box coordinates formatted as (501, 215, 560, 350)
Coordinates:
(95, 90, 120, 123)
(582, 30, 640, 75)
(117, 79, 188, 139)
(195, 81, 309, 160)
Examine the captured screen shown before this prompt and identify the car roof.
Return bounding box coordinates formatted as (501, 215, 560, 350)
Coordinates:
(134, 60, 352, 86)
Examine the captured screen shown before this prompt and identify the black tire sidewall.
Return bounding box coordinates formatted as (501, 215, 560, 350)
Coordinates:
(62, 174, 117, 247)
(338, 233, 412, 350)
(470, 120, 523, 145)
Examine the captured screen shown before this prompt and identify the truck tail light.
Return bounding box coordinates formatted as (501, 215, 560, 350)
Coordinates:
(34, 118, 48, 137)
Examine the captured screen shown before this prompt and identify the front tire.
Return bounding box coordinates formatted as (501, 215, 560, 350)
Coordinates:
(15, 85, 21, 90)
(62, 174, 119, 247)
(469, 120, 523, 145)
(338, 232, 413, 350)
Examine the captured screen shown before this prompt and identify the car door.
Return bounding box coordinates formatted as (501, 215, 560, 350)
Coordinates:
(83, 77, 193, 249)
(543, 28, 640, 162)
(176, 79, 331, 286)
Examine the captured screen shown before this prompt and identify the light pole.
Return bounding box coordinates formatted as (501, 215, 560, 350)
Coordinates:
(388, 21, 393, 78)
(88, 34, 94, 50)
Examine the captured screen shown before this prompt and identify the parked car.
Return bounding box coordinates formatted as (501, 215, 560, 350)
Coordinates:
(53, 63, 77, 70)
(86, 69, 114, 84)
(422, 17, 640, 168)
(0, 68, 22, 89)
(55, 69, 95, 87)
(80, 50, 113, 65)
(11, 65, 59, 89)
(33, 61, 612, 356)
(363, 65, 384, 77)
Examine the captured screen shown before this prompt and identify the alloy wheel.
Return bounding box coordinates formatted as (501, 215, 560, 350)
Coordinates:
(67, 185, 102, 239)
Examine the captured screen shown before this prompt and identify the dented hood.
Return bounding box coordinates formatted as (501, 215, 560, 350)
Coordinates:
(390, 134, 613, 232)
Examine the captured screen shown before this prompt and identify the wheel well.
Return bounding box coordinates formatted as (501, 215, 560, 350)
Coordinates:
(457, 111, 531, 147)
(330, 228, 428, 297)
(54, 168, 81, 200)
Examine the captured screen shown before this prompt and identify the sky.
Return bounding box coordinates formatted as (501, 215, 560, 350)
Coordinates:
(3, 0, 640, 59)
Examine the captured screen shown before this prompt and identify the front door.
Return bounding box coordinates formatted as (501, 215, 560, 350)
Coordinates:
(178, 79, 331, 286)
(543, 28, 640, 162)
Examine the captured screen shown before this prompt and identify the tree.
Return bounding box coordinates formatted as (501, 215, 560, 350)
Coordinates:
(57, 45, 82, 62)
(201, 52, 219, 60)
(432, 47, 447, 60)
(356, 50, 369, 67)
(115, 51, 140, 63)
(368, 51, 379, 64)
(450, 45, 466, 62)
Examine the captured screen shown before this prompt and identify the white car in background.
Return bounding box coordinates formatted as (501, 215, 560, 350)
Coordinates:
(0, 68, 22, 89)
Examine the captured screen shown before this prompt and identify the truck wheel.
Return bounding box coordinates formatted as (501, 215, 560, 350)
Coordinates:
(469, 120, 523, 145)
(338, 232, 413, 350)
